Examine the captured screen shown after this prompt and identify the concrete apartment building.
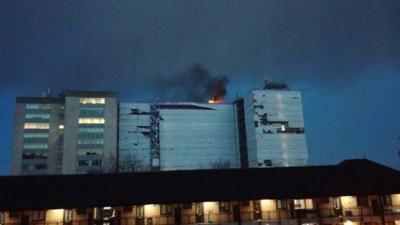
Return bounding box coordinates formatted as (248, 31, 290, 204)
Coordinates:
(11, 91, 118, 175)
(12, 83, 308, 174)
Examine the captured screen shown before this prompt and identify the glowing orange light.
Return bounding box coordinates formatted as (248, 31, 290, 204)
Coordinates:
(208, 99, 224, 104)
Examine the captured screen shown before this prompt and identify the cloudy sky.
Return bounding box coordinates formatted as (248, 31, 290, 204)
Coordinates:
(1, 0, 400, 174)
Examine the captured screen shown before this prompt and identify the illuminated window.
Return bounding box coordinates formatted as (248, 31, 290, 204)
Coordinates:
(26, 104, 50, 109)
(25, 113, 50, 120)
(78, 118, 105, 124)
(80, 98, 106, 105)
(23, 143, 48, 149)
(78, 139, 104, 145)
(79, 127, 105, 133)
(24, 123, 50, 129)
(59, 124, 64, 129)
(24, 133, 49, 138)
(64, 210, 72, 222)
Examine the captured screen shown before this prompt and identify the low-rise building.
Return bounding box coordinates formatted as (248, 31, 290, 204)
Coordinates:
(1, 159, 400, 225)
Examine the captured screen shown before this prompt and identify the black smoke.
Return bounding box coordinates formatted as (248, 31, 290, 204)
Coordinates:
(157, 64, 229, 102)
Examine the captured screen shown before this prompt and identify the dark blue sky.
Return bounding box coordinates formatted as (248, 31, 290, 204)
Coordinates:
(1, 0, 400, 174)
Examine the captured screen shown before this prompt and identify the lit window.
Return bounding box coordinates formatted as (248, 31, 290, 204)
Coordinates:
(78, 139, 104, 145)
(78, 127, 105, 133)
(25, 113, 50, 120)
(24, 123, 50, 129)
(59, 124, 64, 129)
(23, 143, 48, 149)
(78, 118, 105, 124)
(281, 125, 286, 131)
(80, 98, 106, 105)
(24, 133, 49, 138)
(26, 104, 50, 109)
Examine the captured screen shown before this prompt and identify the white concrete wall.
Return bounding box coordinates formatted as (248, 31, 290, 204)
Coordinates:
(119, 103, 239, 171)
(244, 90, 308, 167)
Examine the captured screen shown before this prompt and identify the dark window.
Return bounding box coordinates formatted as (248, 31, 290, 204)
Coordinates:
(318, 198, 330, 204)
(241, 201, 250, 207)
(253, 201, 261, 212)
(264, 160, 272, 166)
(123, 206, 133, 212)
(32, 211, 45, 221)
(76, 208, 87, 215)
(183, 203, 192, 209)
(254, 121, 258, 127)
(357, 196, 369, 206)
(160, 204, 172, 215)
(383, 195, 392, 206)
(9, 211, 20, 218)
(277, 200, 287, 209)
(219, 202, 230, 212)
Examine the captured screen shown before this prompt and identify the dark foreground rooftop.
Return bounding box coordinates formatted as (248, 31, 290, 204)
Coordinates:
(0, 159, 400, 211)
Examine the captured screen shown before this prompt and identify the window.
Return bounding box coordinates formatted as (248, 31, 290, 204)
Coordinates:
(241, 201, 250, 207)
(25, 113, 50, 120)
(183, 203, 192, 209)
(195, 203, 203, 214)
(219, 202, 230, 212)
(383, 195, 392, 206)
(78, 139, 104, 145)
(79, 127, 105, 133)
(32, 211, 46, 221)
(277, 200, 287, 209)
(253, 201, 261, 212)
(79, 118, 105, 124)
(80, 98, 106, 105)
(76, 209, 87, 215)
(318, 198, 330, 204)
(26, 104, 50, 109)
(333, 197, 341, 209)
(24, 123, 50, 129)
(8, 211, 20, 218)
(78, 149, 103, 156)
(294, 199, 306, 209)
(136, 206, 144, 217)
(160, 204, 172, 215)
(22, 153, 48, 160)
(357, 196, 369, 207)
(0, 212, 5, 224)
(24, 133, 49, 138)
(123, 206, 133, 212)
(23, 143, 48, 149)
(64, 210, 72, 222)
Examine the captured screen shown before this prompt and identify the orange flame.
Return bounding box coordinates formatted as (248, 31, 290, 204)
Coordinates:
(208, 98, 224, 104)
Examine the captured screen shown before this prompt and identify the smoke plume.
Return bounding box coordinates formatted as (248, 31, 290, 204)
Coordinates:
(157, 64, 229, 102)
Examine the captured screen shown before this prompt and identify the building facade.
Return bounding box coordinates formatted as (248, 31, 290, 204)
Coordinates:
(12, 84, 308, 174)
(242, 87, 308, 167)
(1, 160, 400, 225)
(11, 97, 65, 175)
(11, 91, 118, 175)
(119, 103, 239, 171)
